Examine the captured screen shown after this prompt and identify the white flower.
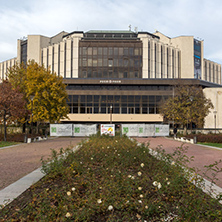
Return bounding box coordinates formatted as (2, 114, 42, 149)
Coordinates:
(153, 181, 158, 186)
(167, 181, 170, 185)
(138, 200, 142, 203)
(140, 163, 144, 168)
(97, 199, 102, 204)
(80, 162, 82, 164)
(118, 154, 120, 156)
(128, 175, 132, 178)
(108, 205, 113, 210)
(91, 157, 93, 160)
(134, 157, 136, 159)
(140, 194, 143, 198)
(71, 187, 76, 191)
(157, 182, 162, 189)
(171, 161, 175, 165)
(145, 206, 148, 209)
(166, 177, 168, 181)
(116, 140, 118, 142)
(66, 212, 71, 218)
(131, 176, 135, 180)
(67, 191, 71, 196)
(138, 187, 142, 190)
(138, 172, 142, 176)
(107, 146, 110, 149)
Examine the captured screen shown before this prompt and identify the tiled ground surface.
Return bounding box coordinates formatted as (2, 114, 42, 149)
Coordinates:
(0, 137, 82, 190)
(135, 137, 222, 188)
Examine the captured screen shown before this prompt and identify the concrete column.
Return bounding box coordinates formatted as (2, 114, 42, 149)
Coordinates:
(54, 44, 59, 76)
(150, 40, 155, 78)
(60, 42, 65, 78)
(72, 34, 83, 78)
(137, 33, 149, 79)
(66, 39, 72, 78)
(48, 46, 53, 71)
(42, 48, 48, 68)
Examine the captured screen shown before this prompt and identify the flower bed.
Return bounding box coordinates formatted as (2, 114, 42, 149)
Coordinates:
(1, 134, 222, 221)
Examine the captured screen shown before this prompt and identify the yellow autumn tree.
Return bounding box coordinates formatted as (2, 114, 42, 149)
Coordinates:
(160, 84, 213, 135)
(7, 60, 69, 125)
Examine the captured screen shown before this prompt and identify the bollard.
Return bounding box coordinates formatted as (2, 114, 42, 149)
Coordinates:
(194, 136, 197, 144)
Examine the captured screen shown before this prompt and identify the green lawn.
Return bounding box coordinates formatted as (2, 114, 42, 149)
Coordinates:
(198, 142, 222, 148)
(0, 141, 19, 148)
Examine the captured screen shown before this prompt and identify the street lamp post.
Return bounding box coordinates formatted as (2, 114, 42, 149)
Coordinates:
(213, 111, 217, 134)
(110, 105, 112, 124)
(110, 105, 113, 124)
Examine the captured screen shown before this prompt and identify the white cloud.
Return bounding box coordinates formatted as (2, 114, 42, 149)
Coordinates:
(0, 0, 222, 63)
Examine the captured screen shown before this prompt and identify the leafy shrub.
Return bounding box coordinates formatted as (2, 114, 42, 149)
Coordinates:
(186, 134, 222, 143)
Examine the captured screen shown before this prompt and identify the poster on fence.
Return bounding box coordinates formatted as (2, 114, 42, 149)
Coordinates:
(50, 124, 72, 136)
(121, 124, 169, 137)
(154, 124, 169, 136)
(122, 124, 139, 137)
(144, 124, 155, 137)
(74, 124, 97, 136)
(101, 124, 115, 136)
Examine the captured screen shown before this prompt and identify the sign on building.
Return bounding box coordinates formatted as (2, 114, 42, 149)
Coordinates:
(101, 124, 115, 136)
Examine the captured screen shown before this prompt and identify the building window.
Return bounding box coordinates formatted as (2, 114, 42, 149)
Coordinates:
(67, 94, 170, 114)
(79, 40, 142, 79)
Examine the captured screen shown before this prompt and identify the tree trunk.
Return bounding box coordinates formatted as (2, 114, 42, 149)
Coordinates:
(36, 121, 40, 134)
(3, 112, 7, 141)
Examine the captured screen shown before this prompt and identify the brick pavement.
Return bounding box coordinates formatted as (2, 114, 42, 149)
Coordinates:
(0, 137, 83, 190)
(136, 137, 222, 188)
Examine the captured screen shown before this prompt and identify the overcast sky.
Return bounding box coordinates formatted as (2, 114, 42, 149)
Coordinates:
(0, 0, 222, 64)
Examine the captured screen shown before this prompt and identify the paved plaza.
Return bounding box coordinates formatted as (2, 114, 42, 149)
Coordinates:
(0, 136, 222, 206)
(136, 137, 222, 188)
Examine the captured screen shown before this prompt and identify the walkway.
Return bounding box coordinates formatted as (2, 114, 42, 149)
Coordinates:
(1, 136, 222, 206)
(0, 137, 82, 190)
(136, 137, 222, 188)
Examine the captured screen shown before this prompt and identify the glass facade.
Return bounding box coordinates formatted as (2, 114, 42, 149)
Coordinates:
(67, 95, 170, 114)
(79, 40, 142, 79)
(21, 40, 27, 65)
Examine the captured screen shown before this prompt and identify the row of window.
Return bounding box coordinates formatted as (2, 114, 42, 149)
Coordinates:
(66, 85, 173, 91)
(79, 47, 142, 57)
(79, 42, 142, 79)
(67, 95, 170, 114)
(78, 69, 141, 79)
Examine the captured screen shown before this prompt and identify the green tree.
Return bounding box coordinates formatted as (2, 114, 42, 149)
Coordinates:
(0, 81, 26, 141)
(160, 85, 213, 135)
(7, 60, 69, 130)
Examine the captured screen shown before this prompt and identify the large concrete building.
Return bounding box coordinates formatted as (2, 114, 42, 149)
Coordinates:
(0, 30, 221, 129)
